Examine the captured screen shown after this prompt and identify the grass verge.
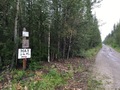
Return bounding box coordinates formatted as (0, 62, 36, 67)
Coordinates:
(85, 45, 102, 59)
(110, 44, 120, 52)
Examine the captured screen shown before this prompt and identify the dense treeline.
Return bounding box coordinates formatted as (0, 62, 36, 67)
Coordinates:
(104, 21, 120, 47)
(0, 0, 101, 69)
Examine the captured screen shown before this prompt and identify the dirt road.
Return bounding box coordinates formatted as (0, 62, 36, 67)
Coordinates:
(93, 45, 120, 90)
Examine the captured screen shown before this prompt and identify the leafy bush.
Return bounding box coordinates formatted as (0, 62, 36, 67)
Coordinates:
(85, 45, 101, 58)
(29, 61, 43, 70)
(87, 77, 103, 90)
(0, 75, 4, 82)
(11, 69, 26, 83)
(27, 69, 66, 90)
(76, 49, 87, 58)
(109, 44, 120, 52)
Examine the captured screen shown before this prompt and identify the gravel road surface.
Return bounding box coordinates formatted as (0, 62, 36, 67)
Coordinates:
(93, 45, 120, 90)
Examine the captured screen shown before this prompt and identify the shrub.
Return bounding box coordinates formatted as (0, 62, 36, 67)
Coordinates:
(29, 61, 43, 71)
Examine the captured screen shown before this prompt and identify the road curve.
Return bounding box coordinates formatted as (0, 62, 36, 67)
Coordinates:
(93, 45, 120, 90)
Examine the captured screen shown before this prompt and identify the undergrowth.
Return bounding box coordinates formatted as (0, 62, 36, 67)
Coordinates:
(87, 76, 103, 90)
(1, 45, 102, 90)
(85, 45, 102, 58)
(3, 68, 68, 90)
(109, 44, 120, 53)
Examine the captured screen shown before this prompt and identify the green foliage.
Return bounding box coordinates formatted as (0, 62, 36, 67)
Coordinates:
(11, 69, 66, 90)
(85, 45, 102, 58)
(29, 61, 43, 71)
(0, 0, 101, 68)
(36, 69, 66, 89)
(76, 45, 101, 58)
(104, 22, 120, 50)
(113, 46, 120, 52)
(78, 49, 87, 58)
(11, 69, 26, 83)
(0, 75, 4, 82)
(77, 63, 85, 72)
(87, 77, 103, 90)
(65, 64, 74, 78)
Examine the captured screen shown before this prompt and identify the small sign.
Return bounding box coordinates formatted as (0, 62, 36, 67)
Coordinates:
(18, 49, 31, 59)
(22, 39, 29, 48)
(22, 31, 29, 37)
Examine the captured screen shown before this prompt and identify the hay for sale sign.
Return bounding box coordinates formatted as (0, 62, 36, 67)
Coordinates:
(18, 49, 31, 59)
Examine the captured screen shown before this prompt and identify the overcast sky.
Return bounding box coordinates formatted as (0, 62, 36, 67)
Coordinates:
(93, 0, 120, 41)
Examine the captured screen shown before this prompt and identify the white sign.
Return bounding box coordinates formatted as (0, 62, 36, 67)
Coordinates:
(18, 49, 31, 59)
(22, 31, 29, 37)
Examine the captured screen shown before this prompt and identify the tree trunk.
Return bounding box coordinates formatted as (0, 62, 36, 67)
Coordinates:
(63, 37, 66, 59)
(57, 34, 60, 59)
(11, 0, 20, 68)
(67, 36, 72, 59)
(67, 30, 73, 59)
(48, 24, 50, 62)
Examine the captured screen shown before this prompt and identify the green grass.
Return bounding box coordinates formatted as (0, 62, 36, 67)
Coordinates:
(85, 45, 102, 58)
(87, 77, 103, 90)
(11, 69, 26, 83)
(31, 69, 65, 90)
(109, 44, 120, 52)
(105, 43, 120, 53)
(29, 61, 43, 70)
(78, 45, 102, 58)
(114, 47, 120, 52)
(26, 69, 65, 90)
(0, 75, 4, 82)
(6, 68, 68, 90)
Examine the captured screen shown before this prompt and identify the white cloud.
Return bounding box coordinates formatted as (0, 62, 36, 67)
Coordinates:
(93, 0, 120, 41)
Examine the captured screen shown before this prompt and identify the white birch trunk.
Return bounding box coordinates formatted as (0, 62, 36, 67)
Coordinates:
(14, 0, 19, 43)
(11, 0, 20, 68)
(48, 24, 50, 62)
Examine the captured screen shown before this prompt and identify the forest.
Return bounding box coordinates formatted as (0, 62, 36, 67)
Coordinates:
(104, 21, 120, 49)
(0, 0, 101, 69)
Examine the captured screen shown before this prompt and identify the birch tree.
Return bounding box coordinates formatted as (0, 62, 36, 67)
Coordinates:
(11, 0, 20, 68)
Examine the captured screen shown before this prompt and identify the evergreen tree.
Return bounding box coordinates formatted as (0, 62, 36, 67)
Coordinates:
(0, 0, 102, 69)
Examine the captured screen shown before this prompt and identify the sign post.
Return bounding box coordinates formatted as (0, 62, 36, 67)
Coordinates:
(23, 28, 28, 70)
(18, 28, 30, 70)
(23, 58, 26, 70)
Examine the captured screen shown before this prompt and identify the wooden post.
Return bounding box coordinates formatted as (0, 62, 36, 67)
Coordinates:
(23, 28, 26, 70)
(23, 58, 27, 70)
(22, 40, 27, 70)
(22, 28, 29, 70)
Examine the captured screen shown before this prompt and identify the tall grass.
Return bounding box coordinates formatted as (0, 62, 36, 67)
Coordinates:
(85, 45, 102, 58)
